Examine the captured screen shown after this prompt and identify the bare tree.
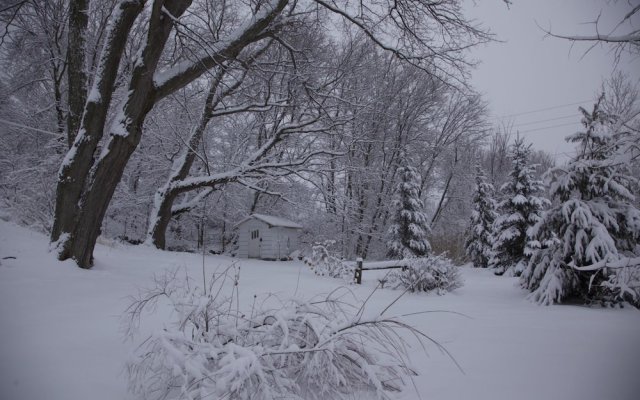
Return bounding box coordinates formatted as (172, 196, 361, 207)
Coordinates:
(1, 0, 68, 137)
(4, 0, 499, 268)
(544, 3, 640, 63)
(145, 56, 268, 249)
(299, 44, 488, 259)
(483, 124, 513, 188)
(145, 23, 353, 249)
(50, 0, 290, 267)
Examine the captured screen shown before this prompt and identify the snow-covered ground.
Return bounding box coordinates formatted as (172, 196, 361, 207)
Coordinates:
(1, 220, 639, 400)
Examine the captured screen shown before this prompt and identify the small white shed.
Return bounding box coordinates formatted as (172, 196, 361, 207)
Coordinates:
(236, 214, 303, 260)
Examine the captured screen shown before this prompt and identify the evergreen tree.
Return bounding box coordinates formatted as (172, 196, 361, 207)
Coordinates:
(489, 137, 549, 275)
(465, 164, 497, 268)
(522, 96, 640, 306)
(387, 164, 431, 259)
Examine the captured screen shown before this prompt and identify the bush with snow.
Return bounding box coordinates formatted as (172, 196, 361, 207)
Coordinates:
(389, 255, 463, 295)
(304, 240, 353, 281)
(125, 265, 436, 400)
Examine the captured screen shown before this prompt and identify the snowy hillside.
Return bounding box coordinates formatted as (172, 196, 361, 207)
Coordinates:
(1, 220, 639, 400)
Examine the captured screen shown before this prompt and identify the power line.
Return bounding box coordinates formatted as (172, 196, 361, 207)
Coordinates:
(518, 121, 579, 134)
(492, 99, 592, 120)
(513, 114, 577, 128)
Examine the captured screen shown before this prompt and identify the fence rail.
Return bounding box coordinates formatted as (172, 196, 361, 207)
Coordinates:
(353, 258, 408, 284)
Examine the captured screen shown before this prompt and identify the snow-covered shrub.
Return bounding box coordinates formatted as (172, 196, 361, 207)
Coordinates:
(304, 240, 353, 280)
(125, 266, 429, 400)
(389, 255, 463, 295)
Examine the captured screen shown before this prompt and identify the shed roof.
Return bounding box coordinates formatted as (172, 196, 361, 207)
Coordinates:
(237, 213, 303, 229)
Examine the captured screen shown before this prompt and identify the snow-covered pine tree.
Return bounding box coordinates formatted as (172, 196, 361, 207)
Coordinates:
(465, 164, 497, 268)
(387, 164, 431, 259)
(521, 95, 640, 306)
(489, 137, 549, 276)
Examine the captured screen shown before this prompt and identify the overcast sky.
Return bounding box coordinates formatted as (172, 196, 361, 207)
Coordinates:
(464, 0, 640, 162)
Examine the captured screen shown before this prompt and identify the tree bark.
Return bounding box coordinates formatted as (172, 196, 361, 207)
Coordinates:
(148, 190, 180, 250)
(431, 148, 459, 226)
(67, 0, 89, 147)
(354, 142, 372, 257)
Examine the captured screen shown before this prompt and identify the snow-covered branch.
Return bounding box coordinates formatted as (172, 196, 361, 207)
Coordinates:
(170, 188, 214, 216)
(236, 179, 294, 203)
(571, 256, 640, 272)
(171, 148, 341, 193)
(153, 0, 289, 99)
(549, 31, 640, 44)
(542, 4, 640, 63)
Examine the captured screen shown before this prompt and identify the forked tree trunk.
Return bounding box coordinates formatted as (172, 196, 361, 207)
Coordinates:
(52, 0, 191, 266)
(52, 0, 287, 267)
(66, 0, 194, 267)
(51, 0, 144, 252)
(69, 124, 152, 266)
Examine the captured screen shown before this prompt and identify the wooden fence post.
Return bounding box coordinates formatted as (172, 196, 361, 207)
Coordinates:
(355, 257, 363, 284)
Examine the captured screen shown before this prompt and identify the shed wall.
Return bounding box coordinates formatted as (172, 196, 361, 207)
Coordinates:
(237, 218, 301, 260)
(237, 219, 270, 258)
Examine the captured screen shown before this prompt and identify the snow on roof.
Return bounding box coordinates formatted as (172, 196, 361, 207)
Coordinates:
(237, 213, 303, 229)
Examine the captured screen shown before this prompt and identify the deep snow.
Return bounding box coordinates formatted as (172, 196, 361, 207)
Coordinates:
(1, 220, 639, 400)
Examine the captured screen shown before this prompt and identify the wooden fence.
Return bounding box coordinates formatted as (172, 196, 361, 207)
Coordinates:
(353, 258, 408, 284)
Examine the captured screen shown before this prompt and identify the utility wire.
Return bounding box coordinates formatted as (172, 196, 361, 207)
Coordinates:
(492, 99, 592, 120)
(518, 121, 579, 134)
(512, 114, 577, 128)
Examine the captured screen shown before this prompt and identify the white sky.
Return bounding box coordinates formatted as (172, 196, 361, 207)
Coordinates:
(464, 0, 640, 162)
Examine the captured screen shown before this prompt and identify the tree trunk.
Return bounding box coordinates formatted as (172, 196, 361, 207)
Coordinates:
(51, 0, 144, 253)
(67, 0, 89, 147)
(147, 189, 180, 250)
(70, 0, 198, 267)
(52, 65, 66, 136)
(69, 131, 148, 266)
(431, 148, 459, 226)
(220, 208, 227, 252)
(354, 142, 372, 257)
